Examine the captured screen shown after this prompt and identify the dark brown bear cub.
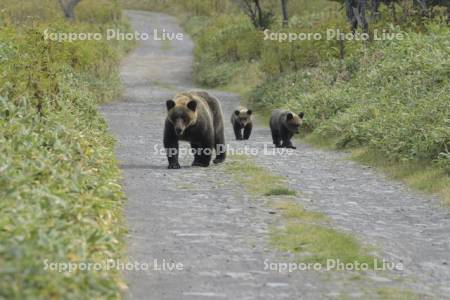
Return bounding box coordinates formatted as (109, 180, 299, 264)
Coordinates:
(230, 107, 253, 140)
(269, 109, 304, 149)
(164, 90, 226, 169)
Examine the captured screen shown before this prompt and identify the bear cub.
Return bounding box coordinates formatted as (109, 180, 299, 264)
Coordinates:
(230, 107, 253, 140)
(164, 90, 226, 169)
(269, 109, 304, 149)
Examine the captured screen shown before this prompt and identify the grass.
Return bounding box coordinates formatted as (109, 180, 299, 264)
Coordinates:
(272, 200, 325, 222)
(270, 199, 375, 268)
(264, 188, 296, 196)
(306, 132, 450, 206)
(161, 39, 172, 51)
(0, 0, 134, 298)
(375, 287, 423, 300)
(226, 155, 376, 269)
(225, 154, 290, 196)
(351, 148, 450, 205)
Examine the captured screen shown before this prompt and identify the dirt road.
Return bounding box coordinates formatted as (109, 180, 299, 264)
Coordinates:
(101, 10, 450, 300)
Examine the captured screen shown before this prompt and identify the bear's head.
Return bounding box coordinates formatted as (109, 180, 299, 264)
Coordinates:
(285, 112, 304, 133)
(234, 108, 252, 126)
(166, 94, 197, 137)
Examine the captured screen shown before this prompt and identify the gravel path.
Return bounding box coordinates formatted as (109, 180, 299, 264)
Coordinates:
(101, 11, 450, 300)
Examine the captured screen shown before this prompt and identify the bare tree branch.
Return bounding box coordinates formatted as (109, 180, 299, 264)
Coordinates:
(280, 0, 289, 27)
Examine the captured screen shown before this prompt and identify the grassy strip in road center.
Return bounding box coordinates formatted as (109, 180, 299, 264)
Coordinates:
(225, 155, 426, 298)
(225, 154, 375, 268)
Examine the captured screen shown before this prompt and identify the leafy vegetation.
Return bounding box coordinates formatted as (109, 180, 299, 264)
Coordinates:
(250, 24, 450, 166)
(0, 0, 133, 298)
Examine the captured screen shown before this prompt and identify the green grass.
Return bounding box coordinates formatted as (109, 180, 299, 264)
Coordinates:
(226, 155, 376, 269)
(0, 0, 134, 298)
(272, 201, 325, 221)
(225, 154, 288, 196)
(303, 133, 450, 205)
(351, 148, 450, 205)
(375, 287, 423, 300)
(270, 199, 375, 268)
(264, 188, 296, 196)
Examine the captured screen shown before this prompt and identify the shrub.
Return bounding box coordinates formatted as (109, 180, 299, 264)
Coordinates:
(0, 1, 132, 298)
(250, 23, 450, 171)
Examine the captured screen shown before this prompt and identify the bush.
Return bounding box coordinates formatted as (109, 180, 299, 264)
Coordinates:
(250, 23, 450, 171)
(0, 1, 132, 298)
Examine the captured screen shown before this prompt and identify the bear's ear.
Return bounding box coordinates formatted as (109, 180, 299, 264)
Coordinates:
(166, 100, 175, 111)
(187, 100, 197, 112)
(234, 110, 240, 116)
(286, 113, 294, 120)
(247, 110, 252, 115)
(299, 112, 305, 119)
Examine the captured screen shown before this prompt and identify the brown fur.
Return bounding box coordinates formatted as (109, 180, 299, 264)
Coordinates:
(164, 90, 226, 169)
(230, 106, 253, 140)
(269, 109, 304, 149)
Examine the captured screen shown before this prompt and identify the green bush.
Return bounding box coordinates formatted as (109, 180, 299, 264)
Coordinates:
(189, 14, 262, 87)
(0, 1, 132, 298)
(250, 23, 450, 171)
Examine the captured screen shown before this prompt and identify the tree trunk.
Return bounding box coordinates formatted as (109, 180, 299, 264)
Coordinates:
(447, 5, 450, 24)
(59, 0, 82, 21)
(281, 0, 289, 27)
(345, 0, 358, 33)
(370, 0, 381, 21)
(359, 0, 369, 34)
(254, 0, 264, 28)
(413, 0, 428, 17)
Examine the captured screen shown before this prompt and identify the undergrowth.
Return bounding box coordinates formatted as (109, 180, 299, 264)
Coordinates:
(0, 0, 133, 298)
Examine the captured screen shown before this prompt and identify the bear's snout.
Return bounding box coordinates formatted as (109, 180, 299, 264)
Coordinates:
(175, 128, 183, 136)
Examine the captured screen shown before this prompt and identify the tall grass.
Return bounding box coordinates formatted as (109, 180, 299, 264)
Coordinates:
(0, 0, 133, 298)
(249, 23, 450, 173)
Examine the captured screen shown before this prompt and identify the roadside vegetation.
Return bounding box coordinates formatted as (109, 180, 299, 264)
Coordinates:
(122, 0, 449, 203)
(0, 0, 133, 298)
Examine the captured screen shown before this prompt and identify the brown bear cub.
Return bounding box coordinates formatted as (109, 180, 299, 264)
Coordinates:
(164, 90, 226, 169)
(230, 107, 253, 140)
(269, 109, 305, 149)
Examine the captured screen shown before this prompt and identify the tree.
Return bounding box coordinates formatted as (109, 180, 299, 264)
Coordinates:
(333, 0, 449, 27)
(345, 0, 369, 33)
(413, 0, 449, 19)
(280, 0, 289, 27)
(58, 0, 82, 21)
(238, 0, 274, 29)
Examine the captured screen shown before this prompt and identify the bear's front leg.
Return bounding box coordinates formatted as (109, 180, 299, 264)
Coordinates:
(271, 130, 281, 148)
(233, 123, 243, 140)
(164, 121, 181, 169)
(282, 142, 296, 149)
(191, 143, 212, 167)
(281, 132, 296, 149)
(243, 123, 252, 140)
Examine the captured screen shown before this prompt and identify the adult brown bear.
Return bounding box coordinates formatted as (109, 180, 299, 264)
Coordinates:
(164, 91, 226, 169)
